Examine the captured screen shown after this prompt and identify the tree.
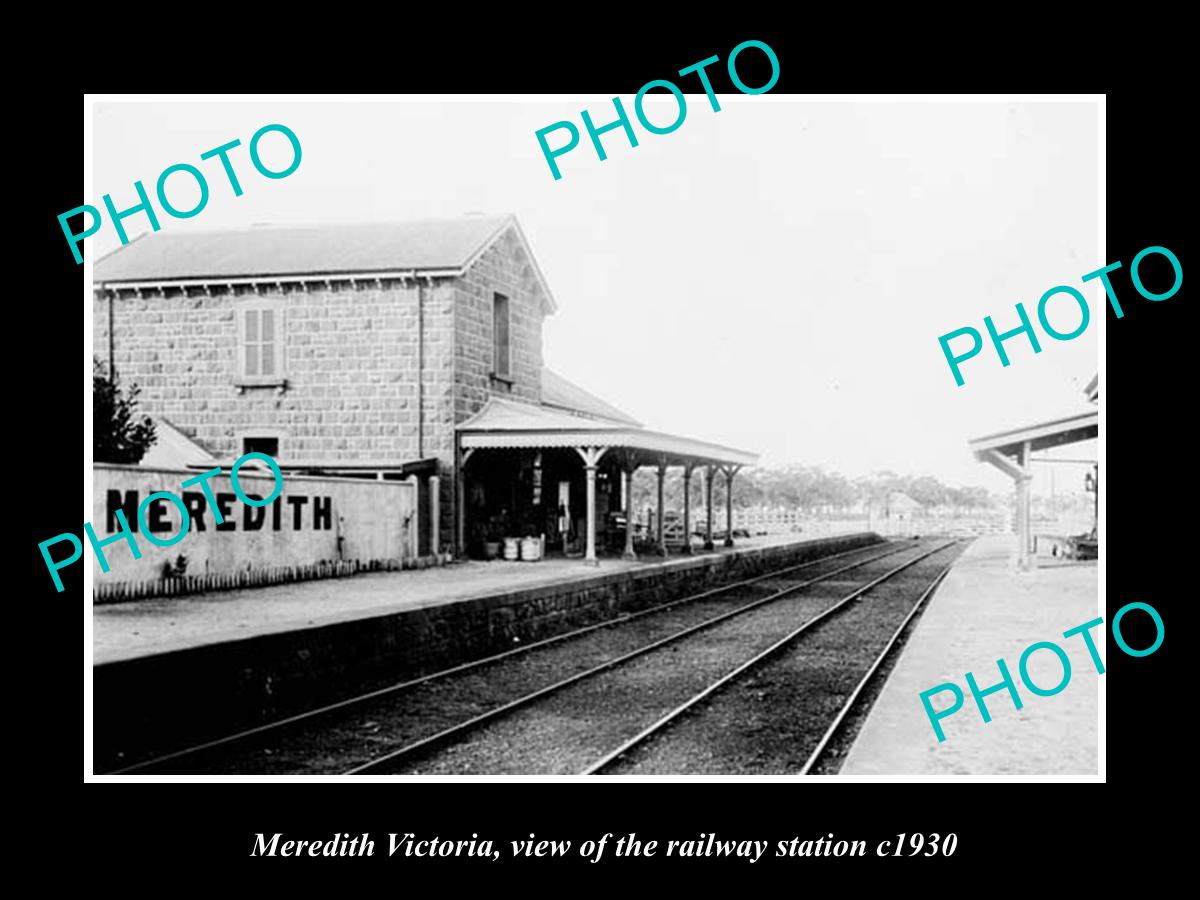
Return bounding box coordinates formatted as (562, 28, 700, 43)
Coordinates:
(94, 357, 156, 464)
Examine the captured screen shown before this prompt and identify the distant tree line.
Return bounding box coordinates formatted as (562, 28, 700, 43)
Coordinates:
(630, 464, 995, 514)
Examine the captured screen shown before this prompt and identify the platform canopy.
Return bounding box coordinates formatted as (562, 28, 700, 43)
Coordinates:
(968, 409, 1098, 468)
(969, 408, 1098, 570)
(458, 398, 759, 468)
(457, 397, 758, 565)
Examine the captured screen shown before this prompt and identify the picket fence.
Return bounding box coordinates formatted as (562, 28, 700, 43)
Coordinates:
(93, 558, 403, 604)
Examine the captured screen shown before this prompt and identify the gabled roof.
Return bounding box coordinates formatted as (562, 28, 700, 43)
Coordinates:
(458, 397, 758, 468)
(888, 491, 922, 512)
(461, 398, 631, 433)
(541, 367, 642, 426)
(139, 418, 218, 469)
(93, 214, 557, 313)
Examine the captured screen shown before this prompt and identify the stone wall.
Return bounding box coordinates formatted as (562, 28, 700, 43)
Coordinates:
(94, 280, 434, 462)
(442, 224, 548, 548)
(94, 223, 549, 558)
(453, 224, 546, 422)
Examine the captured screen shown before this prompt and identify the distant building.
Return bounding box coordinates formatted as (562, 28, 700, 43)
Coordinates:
(867, 491, 922, 533)
(885, 491, 922, 522)
(95, 215, 756, 564)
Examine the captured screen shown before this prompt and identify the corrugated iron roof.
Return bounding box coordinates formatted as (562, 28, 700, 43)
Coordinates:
(968, 409, 1098, 457)
(94, 215, 513, 283)
(541, 368, 642, 426)
(461, 398, 627, 432)
(458, 397, 759, 467)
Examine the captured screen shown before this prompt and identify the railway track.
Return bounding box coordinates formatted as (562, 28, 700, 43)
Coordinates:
(345, 538, 961, 776)
(587, 548, 960, 775)
(107, 538, 912, 774)
(795, 565, 952, 775)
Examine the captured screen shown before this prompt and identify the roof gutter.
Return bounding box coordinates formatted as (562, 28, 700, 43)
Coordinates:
(95, 268, 463, 292)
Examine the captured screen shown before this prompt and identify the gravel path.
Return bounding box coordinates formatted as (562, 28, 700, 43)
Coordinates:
(160, 541, 909, 773)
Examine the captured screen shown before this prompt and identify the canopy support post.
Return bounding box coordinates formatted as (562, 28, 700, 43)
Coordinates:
(681, 462, 696, 555)
(623, 460, 638, 561)
(703, 465, 716, 551)
(978, 446, 1035, 571)
(574, 446, 609, 566)
(655, 457, 669, 558)
(721, 465, 741, 548)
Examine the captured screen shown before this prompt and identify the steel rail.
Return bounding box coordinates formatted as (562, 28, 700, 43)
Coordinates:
(342, 539, 930, 775)
(796, 562, 956, 775)
(108, 538, 904, 774)
(582, 540, 959, 775)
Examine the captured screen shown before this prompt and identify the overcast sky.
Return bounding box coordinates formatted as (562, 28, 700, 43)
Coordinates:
(91, 98, 1099, 492)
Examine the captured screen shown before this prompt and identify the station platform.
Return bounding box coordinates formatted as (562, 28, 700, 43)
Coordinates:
(840, 534, 1100, 777)
(92, 532, 814, 665)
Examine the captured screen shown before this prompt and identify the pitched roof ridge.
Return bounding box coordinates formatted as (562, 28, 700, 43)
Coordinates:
(92, 214, 529, 287)
(136, 214, 513, 237)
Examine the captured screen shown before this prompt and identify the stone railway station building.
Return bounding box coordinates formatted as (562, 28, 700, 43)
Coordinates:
(94, 215, 756, 565)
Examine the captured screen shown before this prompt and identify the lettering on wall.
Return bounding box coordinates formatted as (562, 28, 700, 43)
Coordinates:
(38, 452, 289, 592)
(104, 489, 333, 534)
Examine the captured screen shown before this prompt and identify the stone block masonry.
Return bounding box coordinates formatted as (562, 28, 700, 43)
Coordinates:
(94, 222, 552, 559)
(96, 281, 430, 461)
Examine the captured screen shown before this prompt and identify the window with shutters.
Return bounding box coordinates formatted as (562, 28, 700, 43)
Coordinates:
(235, 298, 286, 387)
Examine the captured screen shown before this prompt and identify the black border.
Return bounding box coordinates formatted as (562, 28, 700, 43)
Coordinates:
(33, 25, 1185, 885)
